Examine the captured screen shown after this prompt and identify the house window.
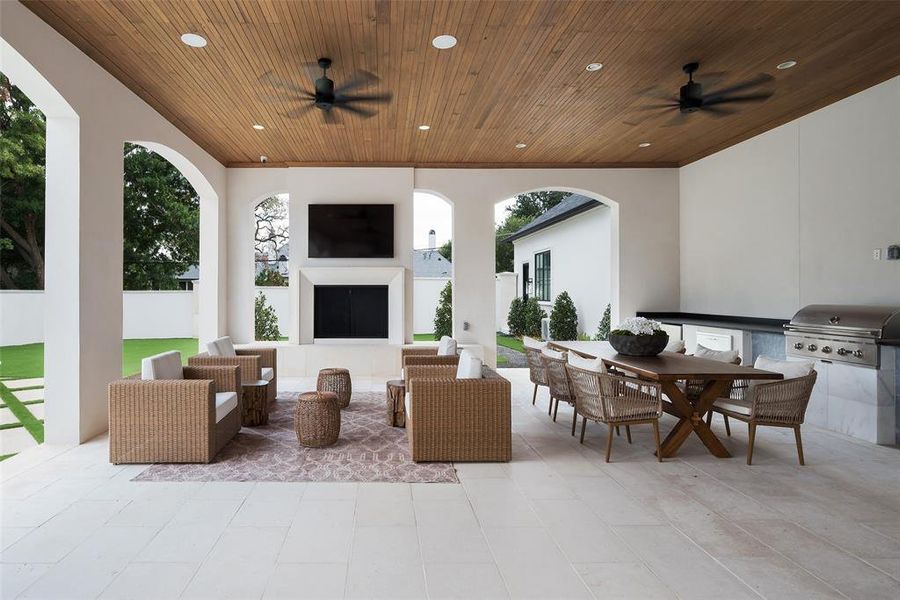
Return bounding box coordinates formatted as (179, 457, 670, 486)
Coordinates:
(534, 250, 551, 301)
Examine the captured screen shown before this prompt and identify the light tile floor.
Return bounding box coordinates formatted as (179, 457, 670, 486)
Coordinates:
(1, 369, 899, 599)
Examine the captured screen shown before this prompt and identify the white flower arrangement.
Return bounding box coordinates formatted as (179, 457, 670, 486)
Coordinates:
(612, 317, 664, 336)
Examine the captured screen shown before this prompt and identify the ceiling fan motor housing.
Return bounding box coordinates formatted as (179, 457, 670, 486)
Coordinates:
(679, 81, 703, 112)
(314, 77, 335, 109)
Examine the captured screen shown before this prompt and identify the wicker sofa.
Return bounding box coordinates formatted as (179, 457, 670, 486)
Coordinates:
(188, 339, 277, 404)
(108, 351, 241, 464)
(404, 364, 511, 462)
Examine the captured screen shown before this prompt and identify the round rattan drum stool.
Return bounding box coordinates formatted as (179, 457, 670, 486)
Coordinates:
(294, 391, 341, 448)
(317, 368, 352, 409)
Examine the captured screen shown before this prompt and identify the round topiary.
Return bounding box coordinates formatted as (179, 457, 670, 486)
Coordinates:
(507, 296, 526, 337)
(549, 291, 578, 341)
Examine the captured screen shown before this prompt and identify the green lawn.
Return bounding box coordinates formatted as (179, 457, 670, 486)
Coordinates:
(496, 333, 525, 353)
(413, 333, 437, 342)
(0, 338, 199, 379)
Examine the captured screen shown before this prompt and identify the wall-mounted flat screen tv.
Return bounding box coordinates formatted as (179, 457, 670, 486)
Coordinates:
(308, 204, 394, 258)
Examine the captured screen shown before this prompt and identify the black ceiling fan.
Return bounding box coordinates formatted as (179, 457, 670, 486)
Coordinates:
(638, 62, 774, 126)
(261, 57, 392, 123)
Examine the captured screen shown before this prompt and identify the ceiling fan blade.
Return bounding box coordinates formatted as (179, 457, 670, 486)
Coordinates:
(705, 74, 774, 99)
(662, 111, 690, 127)
(705, 91, 774, 105)
(261, 92, 314, 104)
(633, 102, 680, 111)
(323, 108, 340, 124)
(259, 71, 308, 94)
(335, 103, 376, 118)
(334, 70, 379, 95)
(282, 103, 315, 118)
(701, 105, 738, 117)
(335, 92, 393, 104)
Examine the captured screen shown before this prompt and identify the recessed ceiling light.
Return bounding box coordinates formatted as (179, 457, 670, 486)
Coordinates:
(638, 142, 651, 148)
(776, 60, 797, 70)
(180, 33, 207, 48)
(586, 63, 603, 72)
(418, 124, 431, 131)
(432, 35, 457, 50)
(252, 124, 265, 130)
(515, 143, 527, 149)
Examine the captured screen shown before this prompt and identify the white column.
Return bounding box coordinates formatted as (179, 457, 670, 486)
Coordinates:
(198, 191, 227, 345)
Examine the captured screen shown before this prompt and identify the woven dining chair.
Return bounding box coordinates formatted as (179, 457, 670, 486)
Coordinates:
(524, 346, 550, 407)
(541, 350, 578, 435)
(566, 364, 663, 462)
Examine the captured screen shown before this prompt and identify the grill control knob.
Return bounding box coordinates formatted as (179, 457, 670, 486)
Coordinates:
(821, 346, 832, 354)
(837, 348, 850, 356)
(852, 349, 863, 358)
(793, 342, 804, 350)
(807, 344, 818, 352)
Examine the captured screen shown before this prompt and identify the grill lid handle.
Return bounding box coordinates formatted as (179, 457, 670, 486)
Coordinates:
(829, 315, 841, 325)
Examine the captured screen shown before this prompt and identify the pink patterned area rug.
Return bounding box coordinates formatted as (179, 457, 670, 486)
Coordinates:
(134, 391, 458, 483)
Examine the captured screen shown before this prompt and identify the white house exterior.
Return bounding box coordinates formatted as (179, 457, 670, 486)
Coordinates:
(507, 194, 613, 337)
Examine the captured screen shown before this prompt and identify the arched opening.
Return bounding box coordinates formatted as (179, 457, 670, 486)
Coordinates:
(412, 191, 453, 342)
(493, 188, 616, 366)
(253, 193, 289, 341)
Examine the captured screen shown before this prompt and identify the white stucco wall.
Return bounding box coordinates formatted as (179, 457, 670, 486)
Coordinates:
(512, 205, 613, 335)
(413, 278, 449, 334)
(680, 75, 900, 318)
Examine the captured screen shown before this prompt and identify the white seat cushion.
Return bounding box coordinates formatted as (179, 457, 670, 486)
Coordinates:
(404, 391, 412, 425)
(260, 367, 274, 382)
(455, 349, 483, 379)
(665, 340, 686, 353)
(215, 391, 238, 422)
(713, 397, 752, 416)
(523, 336, 547, 350)
(695, 344, 739, 363)
(141, 351, 184, 380)
(437, 336, 458, 356)
(753, 356, 814, 379)
(568, 353, 603, 373)
(207, 336, 236, 357)
(541, 348, 566, 361)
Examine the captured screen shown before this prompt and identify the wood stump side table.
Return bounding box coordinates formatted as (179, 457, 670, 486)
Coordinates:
(317, 368, 352, 409)
(386, 379, 406, 427)
(294, 391, 341, 447)
(241, 381, 270, 426)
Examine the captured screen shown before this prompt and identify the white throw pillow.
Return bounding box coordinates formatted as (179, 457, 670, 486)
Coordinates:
(541, 348, 566, 361)
(455, 349, 483, 379)
(695, 344, 739, 363)
(141, 351, 184, 380)
(437, 336, 458, 356)
(665, 340, 686, 353)
(568, 353, 603, 373)
(207, 336, 236, 357)
(522, 336, 548, 350)
(754, 356, 815, 380)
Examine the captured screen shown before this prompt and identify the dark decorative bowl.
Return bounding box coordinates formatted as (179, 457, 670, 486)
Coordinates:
(608, 332, 669, 357)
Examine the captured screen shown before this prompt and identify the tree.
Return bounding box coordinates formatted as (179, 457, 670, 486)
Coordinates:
(255, 292, 281, 341)
(433, 280, 452, 339)
(123, 143, 200, 290)
(507, 296, 526, 337)
(506, 191, 568, 221)
(255, 267, 287, 287)
(0, 74, 46, 289)
(523, 297, 546, 338)
(495, 214, 528, 273)
(437, 240, 452, 262)
(255, 196, 288, 258)
(549, 291, 578, 341)
(595, 303, 612, 341)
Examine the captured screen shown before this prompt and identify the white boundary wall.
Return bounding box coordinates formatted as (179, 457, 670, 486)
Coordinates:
(413, 277, 449, 334)
(255, 286, 290, 338)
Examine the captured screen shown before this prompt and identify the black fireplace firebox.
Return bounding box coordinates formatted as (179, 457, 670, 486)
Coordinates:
(313, 285, 389, 339)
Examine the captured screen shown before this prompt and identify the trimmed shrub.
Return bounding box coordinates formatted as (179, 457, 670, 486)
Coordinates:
(255, 292, 281, 341)
(595, 303, 611, 341)
(549, 291, 578, 341)
(255, 267, 287, 287)
(433, 280, 452, 339)
(507, 296, 526, 337)
(523, 297, 546, 339)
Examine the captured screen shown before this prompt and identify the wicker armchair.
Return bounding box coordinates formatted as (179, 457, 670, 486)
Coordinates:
(405, 364, 511, 462)
(709, 371, 817, 465)
(189, 346, 278, 404)
(524, 346, 549, 407)
(542, 351, 579, 434)
(108, 363, 241, 464)
(566, 364, 663, 462)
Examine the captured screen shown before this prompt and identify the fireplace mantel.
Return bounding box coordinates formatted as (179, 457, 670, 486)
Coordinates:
(292, 266, 405, 344)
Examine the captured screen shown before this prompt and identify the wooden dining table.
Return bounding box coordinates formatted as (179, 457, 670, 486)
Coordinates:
(549, 341, 783, 458)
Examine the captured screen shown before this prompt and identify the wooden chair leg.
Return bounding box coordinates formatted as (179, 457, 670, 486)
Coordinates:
(625, 425, 632, 444)
(747, 422, 757, 465)
(794, 425, 805, 466)
(548, 396, 553, 416)
(580, 417, 587, 444)
(553, 398, 559, 422)
(571, 406, 578, 436)
(615, 426, 620, 436)
(652, 420, 662, 462)
(724, 414, 731, 437)
(605, 423, 614, 462)
(532, 383, 538, 405)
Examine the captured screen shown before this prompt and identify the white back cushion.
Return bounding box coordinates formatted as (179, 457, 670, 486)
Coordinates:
(437, 336, 458, 356)
(141, 351, 184, 380)
(541, 348, 566, 361)
(523, 336, 547, 350)
(455, 349, 483, 379)
(568, 353, 603, 373)
(207, 336, 236, 357)
(754, 356, 815, 380)
(665, 340, 686, 353)
(695, 344, 739, 363)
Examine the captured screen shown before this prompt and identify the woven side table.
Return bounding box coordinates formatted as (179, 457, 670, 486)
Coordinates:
(386, 379, 406, 427)
(317, 368, 352, 409)
(294, 391, 340, 448)
(242, 381, 269, 426)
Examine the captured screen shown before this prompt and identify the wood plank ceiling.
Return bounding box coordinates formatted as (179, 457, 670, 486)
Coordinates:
(22, 0, 900, 168)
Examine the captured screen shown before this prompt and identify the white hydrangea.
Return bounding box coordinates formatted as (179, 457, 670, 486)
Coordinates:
(616, 317, 663, 336)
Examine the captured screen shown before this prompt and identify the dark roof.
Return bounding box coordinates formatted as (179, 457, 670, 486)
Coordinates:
(413, 249, 452, 277)
(502, 193, 603, 243)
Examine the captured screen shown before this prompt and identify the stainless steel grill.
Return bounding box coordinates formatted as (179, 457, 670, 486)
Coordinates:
(785, 304, 900, 368)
